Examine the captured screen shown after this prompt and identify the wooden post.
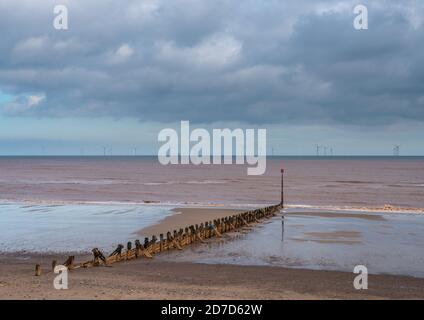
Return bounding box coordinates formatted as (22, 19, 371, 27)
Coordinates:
(184, 228, 189, 245)
(159, 234, 164, 251)
(205, 222, 209, 238)
(135, 240, 142, 257)
(190, 226, 195, 242)
(281, 167, 285, 207)
(35, 264, 41, 276)
(127, 241, 132, 259)
(166, 232, 172, 249)
(151, 235, 158, 253)
(52, 260, 57, 272)
(93, 248, 106, 265)
(110, 244, 124, 256)
(63, 256, 75, 269)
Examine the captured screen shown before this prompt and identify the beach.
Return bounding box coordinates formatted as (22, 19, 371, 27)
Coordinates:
(2, 254, 424, 300)
(1, 206, 424, 299)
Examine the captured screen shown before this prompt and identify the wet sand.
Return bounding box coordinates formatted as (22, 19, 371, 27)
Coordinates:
(303, 231, 362, 239)
(1, 255, 424, 300)
(291, 230, 363, 244)
(287, 211, 386, 221)
(156, 209, 424, 278)
(290, 238, 363, 245)
(1, 207, 424, 299)
(137, 208, 246, 237)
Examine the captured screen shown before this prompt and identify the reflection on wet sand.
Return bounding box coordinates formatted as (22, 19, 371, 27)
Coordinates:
(291, 230, 363, 245)
(157, 208, 424, 278)
(290, 238, 362, 245)
(287, 211, 386, 221)
(303, 230, 361, 239)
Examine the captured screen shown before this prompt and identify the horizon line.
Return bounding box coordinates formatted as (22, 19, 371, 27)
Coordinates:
(0, 155, 422, 157)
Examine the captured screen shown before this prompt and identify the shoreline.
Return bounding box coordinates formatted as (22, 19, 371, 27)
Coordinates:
(0, 206, 419, 264)
(1, 198, 423, 215)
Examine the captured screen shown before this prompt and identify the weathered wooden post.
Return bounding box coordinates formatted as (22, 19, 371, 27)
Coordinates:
(52, 260, 57, 272)
(126, 241, 132, 259)
(35, 264, 41, 276)
(205, 222, 209, 238)
(200, 223, 204, 238)
(159, 234, 164, 251)
(166, 232, 172, 249)
(108, 245, 123, 263)
(151, 235, 158, 253)
(63, 256, 75, 269)
(184, 228, 189, 245)
(112, 244, 124, 256)
(135, 239, 142, 257)
(92, 248, 106, 266)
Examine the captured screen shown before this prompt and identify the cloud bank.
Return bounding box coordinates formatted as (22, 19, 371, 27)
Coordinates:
(0, 0, 423, 126)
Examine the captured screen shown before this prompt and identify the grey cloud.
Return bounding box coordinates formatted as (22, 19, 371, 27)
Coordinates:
(0, 0, 423, 125)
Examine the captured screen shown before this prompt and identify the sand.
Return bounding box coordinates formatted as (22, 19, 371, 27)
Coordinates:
(287, 211, 386, 221)
(303, 231, 362, 239)
(1, 255, 424, 300)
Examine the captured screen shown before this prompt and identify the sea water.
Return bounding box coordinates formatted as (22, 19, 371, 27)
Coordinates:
(0, 202, 171, 253)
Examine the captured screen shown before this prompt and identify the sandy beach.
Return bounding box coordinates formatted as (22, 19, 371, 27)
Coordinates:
(1, 206, 424, 300)
(1, 254, 424, 300)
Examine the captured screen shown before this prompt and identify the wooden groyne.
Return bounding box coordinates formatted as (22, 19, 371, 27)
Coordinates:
(35, 203, 283, 275)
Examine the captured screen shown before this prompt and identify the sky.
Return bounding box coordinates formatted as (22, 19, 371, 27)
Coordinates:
(0, 0, 423, 155)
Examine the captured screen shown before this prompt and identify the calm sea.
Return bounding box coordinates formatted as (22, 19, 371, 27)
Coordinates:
(0, 156, 423, 209)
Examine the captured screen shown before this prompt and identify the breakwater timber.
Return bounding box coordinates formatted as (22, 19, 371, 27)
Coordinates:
(34, 203, 284, 276)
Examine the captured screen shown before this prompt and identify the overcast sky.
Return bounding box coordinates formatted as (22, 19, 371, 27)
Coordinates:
(0, 0, 423, 155)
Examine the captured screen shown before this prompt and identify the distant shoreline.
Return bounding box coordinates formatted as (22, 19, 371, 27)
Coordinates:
(1, 199, 423, 214)
(0, 155, 424, 158)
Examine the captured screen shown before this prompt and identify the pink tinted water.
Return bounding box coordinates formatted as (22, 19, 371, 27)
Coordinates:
(0, 156, 423, 209)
